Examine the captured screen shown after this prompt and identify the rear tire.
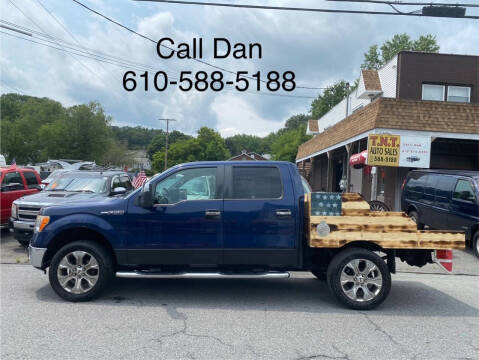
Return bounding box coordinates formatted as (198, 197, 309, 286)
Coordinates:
(473, 231, 479, 259)
(48, 241, 114, 302)
(408, 210, 424, 230)
(327, 248, 391, 310)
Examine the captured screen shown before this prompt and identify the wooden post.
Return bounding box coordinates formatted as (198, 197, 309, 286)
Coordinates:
(326, 151, 332, 192)
(345, 143, 351, 192)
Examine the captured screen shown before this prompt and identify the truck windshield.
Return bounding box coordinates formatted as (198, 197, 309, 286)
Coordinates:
(45, 176, 108, 193)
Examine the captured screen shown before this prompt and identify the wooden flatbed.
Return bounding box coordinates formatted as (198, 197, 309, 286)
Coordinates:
(305, 193, 465, 250)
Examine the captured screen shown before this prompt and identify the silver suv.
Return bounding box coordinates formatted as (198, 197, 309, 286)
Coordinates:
(11, 170, 132, 245)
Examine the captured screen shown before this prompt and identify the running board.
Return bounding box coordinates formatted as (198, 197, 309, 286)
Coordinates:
(116, 271, 290, 279)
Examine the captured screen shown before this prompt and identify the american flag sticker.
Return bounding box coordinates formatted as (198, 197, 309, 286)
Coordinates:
(310, 192, 342, 216)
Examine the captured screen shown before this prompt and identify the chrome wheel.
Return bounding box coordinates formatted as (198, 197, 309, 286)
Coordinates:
(369, 201, 389, 212)
(340, 259, 382, 302)
(57, 251, 100, 294)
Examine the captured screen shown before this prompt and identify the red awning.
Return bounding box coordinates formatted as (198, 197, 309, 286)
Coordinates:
(349, 150, 368, 167)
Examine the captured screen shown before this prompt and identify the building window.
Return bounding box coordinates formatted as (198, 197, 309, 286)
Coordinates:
(422, 84, 445, 101)
(447, 86, 471, 103)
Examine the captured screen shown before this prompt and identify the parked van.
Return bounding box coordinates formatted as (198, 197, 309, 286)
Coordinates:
(401, 169, 479, 258)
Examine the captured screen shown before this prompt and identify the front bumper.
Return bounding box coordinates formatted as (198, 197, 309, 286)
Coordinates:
(29, 245, 47, 269)
(11, 219, 34, 244)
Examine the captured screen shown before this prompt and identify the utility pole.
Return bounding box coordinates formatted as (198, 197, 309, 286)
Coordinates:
(158, 118, 177, 171)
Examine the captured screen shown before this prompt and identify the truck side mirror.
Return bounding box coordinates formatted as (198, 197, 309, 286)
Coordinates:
(111, 187, 127, 195)
(137, 183, 153, 208)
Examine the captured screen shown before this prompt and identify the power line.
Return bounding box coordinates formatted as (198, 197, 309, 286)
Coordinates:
(7, 0, 102, 79)
(71, 0, 328, 89)
(0, 23, 32, 36)
(1, 21, 159, 72)
(0, 20, 173, 73)
(0, 30, 172, 75)
(133, 0, 479, 19)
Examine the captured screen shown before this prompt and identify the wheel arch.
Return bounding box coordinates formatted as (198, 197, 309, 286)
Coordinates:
(340, 241, 385, 253)
(406, 204, 419, 216)
(468, 222, 479, 243)
(43, 227, 117, 269)
(339, 241, 395, 273)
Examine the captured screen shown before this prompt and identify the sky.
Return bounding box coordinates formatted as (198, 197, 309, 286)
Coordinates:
(1, 0, 478, 137)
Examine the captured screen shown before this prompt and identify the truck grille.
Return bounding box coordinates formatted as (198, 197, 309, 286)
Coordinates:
(18, 206, 42, 221)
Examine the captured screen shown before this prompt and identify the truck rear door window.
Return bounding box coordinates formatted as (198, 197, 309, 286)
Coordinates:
(23, 171, 39, 189)
(434, 176, 455, 207)
(232, 167, 282, 199)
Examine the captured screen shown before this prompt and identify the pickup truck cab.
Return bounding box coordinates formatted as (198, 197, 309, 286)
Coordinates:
(29, 161, 462, 310)
(1, 166, 42, 227)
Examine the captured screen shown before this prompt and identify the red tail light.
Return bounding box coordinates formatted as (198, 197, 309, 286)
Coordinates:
(401, 178, 407, 191)
(434, 250, 453, 273)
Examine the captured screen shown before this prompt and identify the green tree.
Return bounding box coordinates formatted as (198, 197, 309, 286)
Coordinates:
(362, 34, 440, 69)
(224, 134, 267, 156)
(61, 102, 112, 162)
(146, 130, 192, 159)
(111, 126, 164, 149)
(151, 127, 230, 170)
(0, 94, 66, 163)
(197, 127, 230, 161)
(284, 114, 309, 130)
(310, 81, 349, 119)
(270, 124, 311, 163)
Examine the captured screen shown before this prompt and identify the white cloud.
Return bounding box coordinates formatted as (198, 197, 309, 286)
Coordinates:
(1, 0, 478, 137)
(211, 93, 282, 137)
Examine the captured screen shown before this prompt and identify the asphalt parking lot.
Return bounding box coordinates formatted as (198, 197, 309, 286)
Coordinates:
(1, 230, 479, 360)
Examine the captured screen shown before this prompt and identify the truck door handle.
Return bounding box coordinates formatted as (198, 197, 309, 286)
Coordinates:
(205, 210, 221, 218)
(276, 209, 292, 217)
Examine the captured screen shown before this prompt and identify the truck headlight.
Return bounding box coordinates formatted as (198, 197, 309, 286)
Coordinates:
(34, 215, 50, 233)
(11, 203, 18, 219)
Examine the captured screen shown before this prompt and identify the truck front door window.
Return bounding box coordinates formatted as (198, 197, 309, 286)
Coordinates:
(154, 168, 217, 204)
(1, 172, 24, 192)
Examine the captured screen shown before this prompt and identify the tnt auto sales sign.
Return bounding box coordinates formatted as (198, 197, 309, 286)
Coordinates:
(367, 134, 431, 168)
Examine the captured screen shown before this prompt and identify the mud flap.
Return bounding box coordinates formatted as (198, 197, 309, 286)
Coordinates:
(432, 250, 453, 273)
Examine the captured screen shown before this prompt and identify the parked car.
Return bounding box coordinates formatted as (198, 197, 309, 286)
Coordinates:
(0, 166, 42, 227)
(10, 170, 133, 245)
(401, 169, 479, 258)
(40, 161, 96, 188)
(28, 161, 463, 309)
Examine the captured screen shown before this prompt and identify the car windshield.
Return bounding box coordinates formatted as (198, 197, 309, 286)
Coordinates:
(45, 175, 108, 193)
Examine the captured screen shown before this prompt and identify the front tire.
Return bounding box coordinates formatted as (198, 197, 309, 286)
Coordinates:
(48, 241, 114, 302)
(408, 210, 424, 230)
(327, 248, 391, 310)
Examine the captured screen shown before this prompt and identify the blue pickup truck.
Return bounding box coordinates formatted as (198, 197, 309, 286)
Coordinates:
(29, 161, 462, 310)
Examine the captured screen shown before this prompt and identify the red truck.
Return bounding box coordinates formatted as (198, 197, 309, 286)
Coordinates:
(0, 165, 42, 227)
